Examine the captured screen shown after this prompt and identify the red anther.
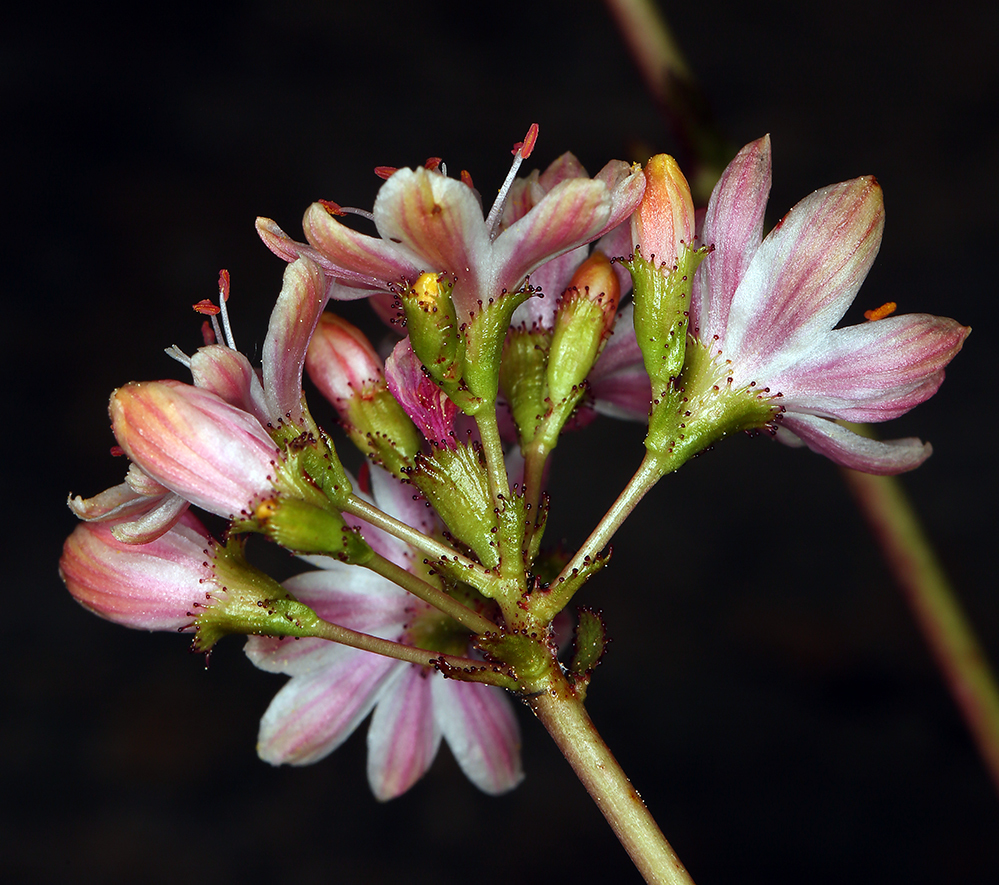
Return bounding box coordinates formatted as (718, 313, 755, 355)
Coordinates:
(460, 170, 474, 189)
(864, 301, 897, 321)
(110, 445, 125, 457)
(217, 268, 230, 302)
(318, 199, 346, 216)
(201, 319, 216, 346)
(374, 165, 398, 180)
(424, 157, 443, 171)
(192, 298, 221, 316)
(512, 123, 539, 159)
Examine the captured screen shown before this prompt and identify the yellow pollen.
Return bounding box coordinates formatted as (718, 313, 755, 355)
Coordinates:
(254, 498, 280, 522)
(413, 272, 441, 310)
(864, 301, 897, 321)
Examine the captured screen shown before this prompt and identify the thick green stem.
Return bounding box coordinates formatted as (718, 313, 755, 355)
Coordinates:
(528, 678, 695, 885)
(842, 467, 999, 796)
(362, 552, 498, 636)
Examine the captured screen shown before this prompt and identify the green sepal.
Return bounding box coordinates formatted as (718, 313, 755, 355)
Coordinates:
(477, 629, 555, 694)
(500, 327, 550, 446)
(342, 388, 422, 479)
(192, 538, 323, 652)
(240, 495, 372, 563)
(462, 287, 534, 407)
(277, 428, 354, 508)
(546, 295, 608, 407)
(627, 245, 706, 392)
(645, 336, 781, 470)
(567, 607, 608, 700)
(406, 442, 499, 569)
(399, 272, 465, 386)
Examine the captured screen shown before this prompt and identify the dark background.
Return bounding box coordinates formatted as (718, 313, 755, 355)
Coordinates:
(6, 1, 998, 882)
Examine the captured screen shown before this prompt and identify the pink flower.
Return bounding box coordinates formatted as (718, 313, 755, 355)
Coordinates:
(189, 257, 332, 430)
(245, 467, 522, 800)
(256, 128, 645, 325)
(110, 380, 284, 518)
(60, 512, 215, 631)
(384, 337, 459, 448)
(689, 136, 969, 474)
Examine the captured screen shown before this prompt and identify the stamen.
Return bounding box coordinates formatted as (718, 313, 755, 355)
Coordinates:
(216, 269, 236, 349)
(192, 300, 224, 345)
(485, 123, 540, 239)
(164, 345, 192, 368)
(461, 170, 474, 189)
(864, 301, 897, 321)
(375, 165, 398, 180)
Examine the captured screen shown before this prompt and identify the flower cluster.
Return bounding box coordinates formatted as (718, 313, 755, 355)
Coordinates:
(61, 126, 967, 804)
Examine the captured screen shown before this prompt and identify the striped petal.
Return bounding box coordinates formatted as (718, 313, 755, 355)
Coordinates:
(725, 176, 884, 378)
(433, 677, 523, 795)
(770, 314, 970, 421)
(367, 666, 442, 801)
(778, 413, 932, 474)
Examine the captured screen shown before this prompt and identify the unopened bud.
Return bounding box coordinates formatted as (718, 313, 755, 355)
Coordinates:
(546, 252, 621, 405)
(306, 314, 421, 475)
(626, 155, 705, 392)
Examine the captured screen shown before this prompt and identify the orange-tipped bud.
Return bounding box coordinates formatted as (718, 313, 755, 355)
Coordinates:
(631, 154, 695, 268)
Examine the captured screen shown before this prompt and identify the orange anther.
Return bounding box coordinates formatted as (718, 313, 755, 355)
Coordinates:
(460, 170, 474, 189)
(319, 199, 346, 216)
(217, 268, 230, 302)
(513, 123, 539, 159)
(864, 301, 897, 321)
(374, 165, 398, 180)
(192, 298, 221, 316)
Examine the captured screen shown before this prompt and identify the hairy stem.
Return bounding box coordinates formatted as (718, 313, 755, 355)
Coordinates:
(557, 452, 663, 585)
(362, 552, 498, 636)
(528, 677, 695, 884)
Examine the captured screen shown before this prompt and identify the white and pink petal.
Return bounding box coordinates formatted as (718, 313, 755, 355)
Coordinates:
(367, 665, 442, 801)
(433, 678, 523, 795)
(777, 413, 932, 474)
(256, 650, 400, 766)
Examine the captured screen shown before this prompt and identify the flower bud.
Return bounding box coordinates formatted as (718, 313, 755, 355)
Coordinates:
(546, 252, 621, 406)
(60, 512, 218, 631)
(626, 154, 705, 392)
(306, 313, 422, 475)
(385, 337, 459, 449)
(60, 513, 328, 651)
(631, 154, 695, 266)
(110, 381, 284, 519)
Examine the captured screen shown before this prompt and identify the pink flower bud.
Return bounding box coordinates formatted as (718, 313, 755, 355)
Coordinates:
(60, 513, 214, 631)
(110, 380, 283, 519)
(306, 313, 384, 408)
(631, 154, 695, 267)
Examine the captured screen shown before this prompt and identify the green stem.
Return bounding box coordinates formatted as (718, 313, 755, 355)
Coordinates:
(475, 407, 512, 504)
(305, 618, 517, 690)
(342, 494, 495, 591)
(557, 452, 663, 585)
(362, 552, 498, 636)
(528, 677, 695, 884)
(841, 467, 999, 796)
